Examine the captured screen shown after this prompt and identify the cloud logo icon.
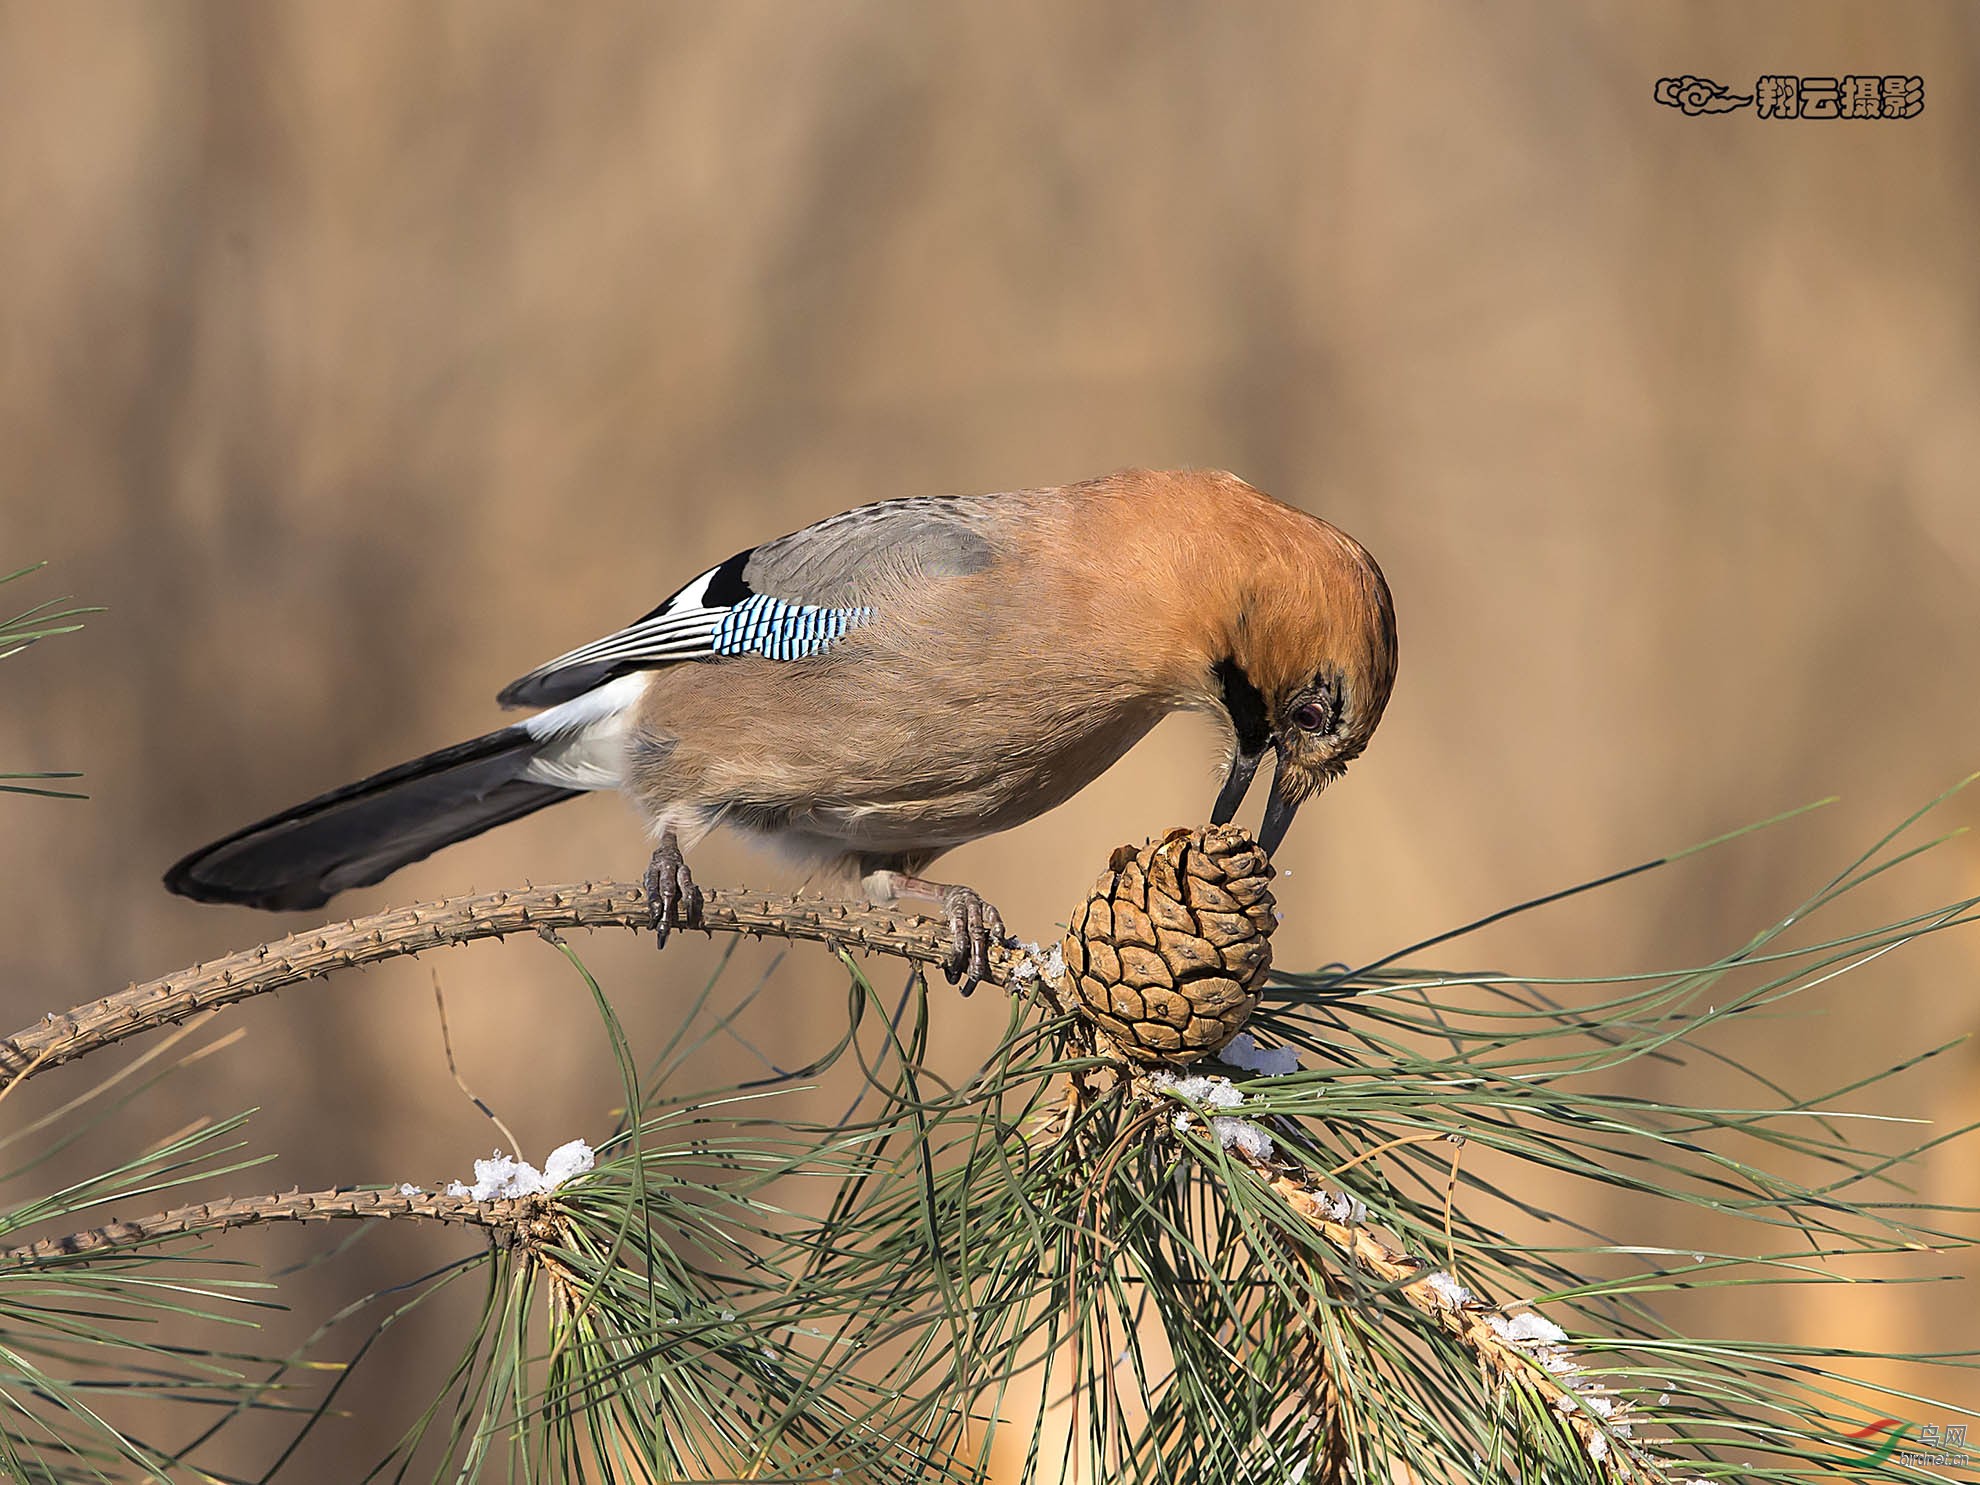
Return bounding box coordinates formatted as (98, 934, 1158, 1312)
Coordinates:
(1654, 76, 1753, 115)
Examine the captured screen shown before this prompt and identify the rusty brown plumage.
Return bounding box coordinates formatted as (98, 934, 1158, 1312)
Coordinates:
(164, 468, 1395, 991)
(626, 468, 1396, 868)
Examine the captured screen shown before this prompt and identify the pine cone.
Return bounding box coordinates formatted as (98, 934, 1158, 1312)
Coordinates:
(1063, 825, 1276, 1063)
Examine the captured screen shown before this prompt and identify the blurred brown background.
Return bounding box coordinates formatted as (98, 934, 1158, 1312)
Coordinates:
(1, 0, 1977, 1476)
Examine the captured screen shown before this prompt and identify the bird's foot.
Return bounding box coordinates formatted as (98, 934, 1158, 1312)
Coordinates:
(938, 883, 1007, 995)
(643, 831, 704, 948)
(862, 871, 1008, 995)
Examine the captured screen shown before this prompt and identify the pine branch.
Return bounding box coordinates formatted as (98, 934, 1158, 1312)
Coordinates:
(0, 812, 1969, 1482)
(0, 882, 1043, 1092)
(0, 1186, 555, 1267)
(1238, 1151, 1666, 1481)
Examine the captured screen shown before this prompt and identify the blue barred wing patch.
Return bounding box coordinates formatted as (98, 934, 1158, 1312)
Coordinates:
(710, 595, 872, 660)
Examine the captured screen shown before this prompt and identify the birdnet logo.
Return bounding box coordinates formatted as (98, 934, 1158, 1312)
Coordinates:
(1653, 74, 1923, 118)
(1836, 1418, 1909, 1467)
(1819, 1416, 1973, 1469)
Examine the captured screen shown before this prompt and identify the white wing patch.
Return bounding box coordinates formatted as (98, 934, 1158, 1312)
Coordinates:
(516, 564, 736, 682)
(501, 553, 878, 711)
(519, 673, 647, 790)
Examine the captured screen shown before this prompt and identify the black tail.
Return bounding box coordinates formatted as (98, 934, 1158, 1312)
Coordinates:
(163, 728, 581, 912)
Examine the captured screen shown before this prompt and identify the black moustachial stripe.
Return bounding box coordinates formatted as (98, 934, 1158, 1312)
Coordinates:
(1214, 657, 1271, 756)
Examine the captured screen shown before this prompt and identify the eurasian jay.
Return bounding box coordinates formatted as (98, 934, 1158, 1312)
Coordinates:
(165, 469, 1398, 990)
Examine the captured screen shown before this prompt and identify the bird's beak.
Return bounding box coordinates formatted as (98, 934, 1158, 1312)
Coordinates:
(1210, 749, 1263, 827)
(1257, 756, 1301, 857)
(1214, 746, 1305, 856)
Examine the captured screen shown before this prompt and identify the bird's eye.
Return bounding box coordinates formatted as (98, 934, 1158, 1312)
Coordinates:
(1293, 701, 1330, 732)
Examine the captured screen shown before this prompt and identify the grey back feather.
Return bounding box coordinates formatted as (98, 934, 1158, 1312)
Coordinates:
(741, 496, 995, 606)
(498, 494, 1000, 708)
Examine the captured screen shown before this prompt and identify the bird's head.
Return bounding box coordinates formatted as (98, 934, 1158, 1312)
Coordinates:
(1199, 494, 1398, 856)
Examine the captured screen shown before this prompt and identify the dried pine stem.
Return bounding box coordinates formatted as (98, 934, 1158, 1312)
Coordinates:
(0, 1186, 553, 1267)
(0, 882, 1025, 1092)
(1242, 1155, 1673, 1483)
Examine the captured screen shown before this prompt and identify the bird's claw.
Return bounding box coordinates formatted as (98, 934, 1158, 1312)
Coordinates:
(939, 885, 1006, 996)
(643, 833, 703, 949)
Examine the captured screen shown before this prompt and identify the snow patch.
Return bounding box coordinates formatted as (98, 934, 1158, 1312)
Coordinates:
(1220, 1031, 1301, 1077)
(1320, 1188, 1368, 1225)
(1216, 1118, 1277, 1160)
(444, 1139, 595, 1201)
(1488, 1310, 1568, 1347)
(1421, 1270, 1474, 1309)
(1154, 1071, 1246, 1109)
(1007, 941, 1067, 986)
(541, 1138, 596, 1187)
(1151, 1070, 1276, 1160)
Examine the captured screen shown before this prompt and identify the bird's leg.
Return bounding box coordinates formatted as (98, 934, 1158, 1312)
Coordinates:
(862, 870, 1009, 995)
(643, 829, 704, 948)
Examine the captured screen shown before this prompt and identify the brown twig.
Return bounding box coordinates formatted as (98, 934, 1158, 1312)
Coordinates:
(0, 1186, 557, 1268)
(431, 967, 524, 1157)
(0, 882, 1029, 1093)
